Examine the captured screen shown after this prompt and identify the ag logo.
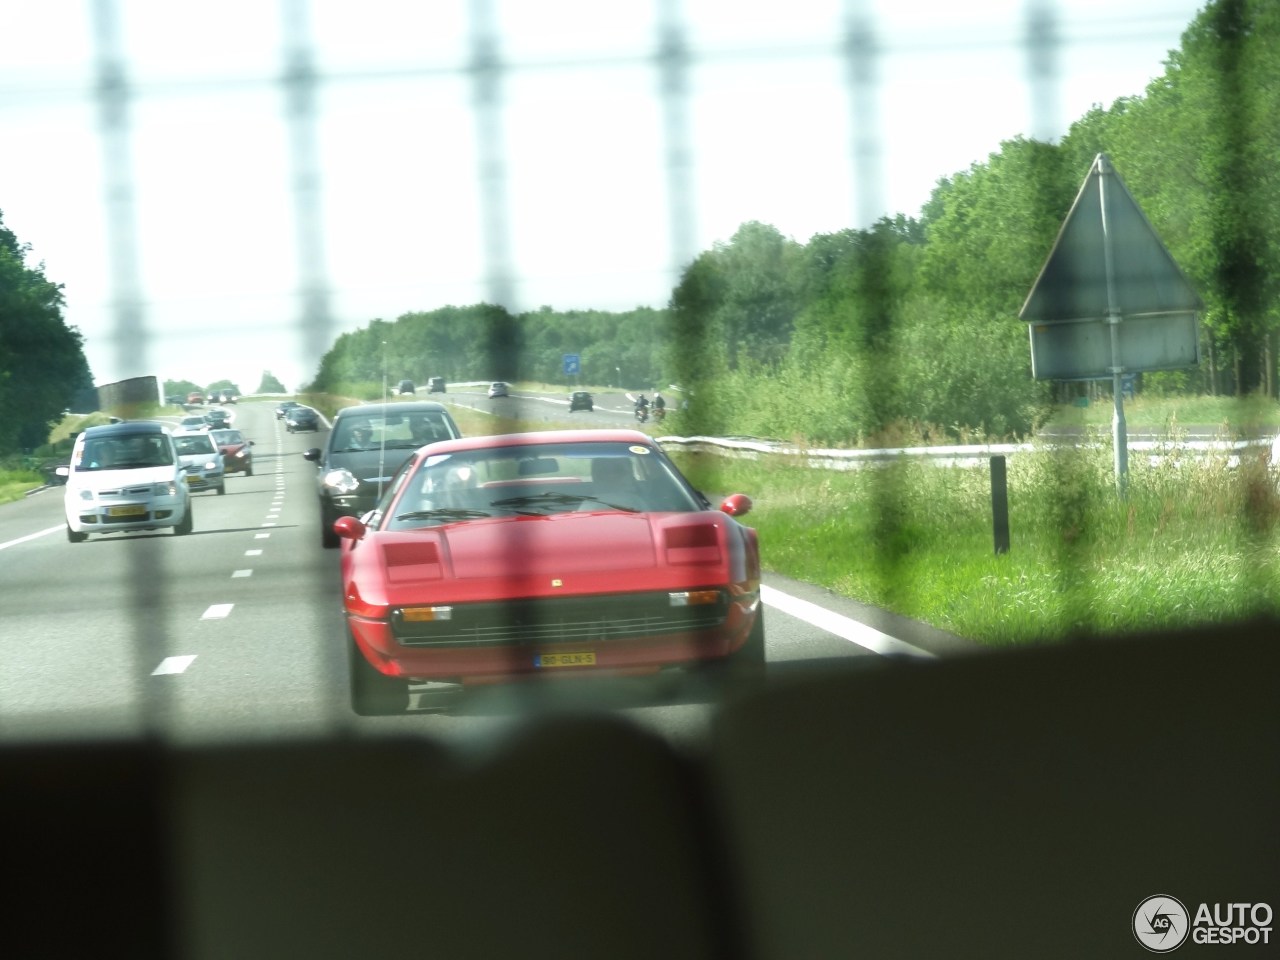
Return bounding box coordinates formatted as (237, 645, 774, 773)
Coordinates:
(1134, 895, 1190, 952)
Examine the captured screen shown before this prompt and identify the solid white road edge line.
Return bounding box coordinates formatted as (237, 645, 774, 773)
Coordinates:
(0, 525, 63, 551)
(761, 584, 936, 659)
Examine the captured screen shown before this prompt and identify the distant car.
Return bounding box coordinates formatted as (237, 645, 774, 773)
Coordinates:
(275, 400, 300, 419)
(285, 406, 321, 433)
(173, 431, 226, 495)
(428, 377, 446, 393)
(209, 428, 254, 476)
(333, 429, 763, 715)
(569, 390, 594, 412)
(203, 408, 232, 430)
(396, 380, 416, 395)
(488, 381, 509, 398)
(59, 421, 194, 541)
(186, 392, 204, 405)
(215, 390, 237, 404)
(303, 401, 462, 548)
(179, 415, 208, 432)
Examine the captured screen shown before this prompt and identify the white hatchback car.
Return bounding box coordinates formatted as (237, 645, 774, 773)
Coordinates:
(60, 421, 194, 542)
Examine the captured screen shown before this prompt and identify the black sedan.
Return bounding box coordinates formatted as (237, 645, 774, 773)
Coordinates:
(275, 400, 301, 420)
(569, 391, 594, 412)
(285, 406, 321, 433)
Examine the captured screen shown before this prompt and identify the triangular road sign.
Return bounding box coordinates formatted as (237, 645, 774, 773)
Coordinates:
(1020, 154, 1203, 322)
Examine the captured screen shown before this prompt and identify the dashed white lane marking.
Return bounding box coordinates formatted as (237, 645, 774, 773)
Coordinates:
(260, 522, 277, 527)
(760, 584, 936, 659)
(255, 533, 271, 539)
(245, 549, 263, 556)
(152, 655, 197, 676)
(232, 569, 252, 578)
(201, 603, 234, 620)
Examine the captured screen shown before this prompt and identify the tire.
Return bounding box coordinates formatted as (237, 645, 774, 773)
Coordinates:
(245, 463, 254, 477)
(348, 632, 408, 716)
(320, 504, 340, 549)
(174, 503, 194, 535)
(701, 610, 766, 693)
(216, 483, 226, 495)
(66, 524, 88, 543)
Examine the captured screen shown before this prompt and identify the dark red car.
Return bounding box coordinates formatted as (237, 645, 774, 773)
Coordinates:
(209, 428, 254, 476)
(334, 429, 763, 715)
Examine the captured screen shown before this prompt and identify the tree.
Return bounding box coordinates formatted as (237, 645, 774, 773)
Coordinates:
(0, 210, 95, 453)
(257, 371, 286, 393)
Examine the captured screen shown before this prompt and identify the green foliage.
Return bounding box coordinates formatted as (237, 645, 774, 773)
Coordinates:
(0, 211, 95, 454)
(671, 437, 1280, 645)
(257, 370, 287, 393)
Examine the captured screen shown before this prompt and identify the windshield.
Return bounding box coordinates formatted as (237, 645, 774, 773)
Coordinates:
(332, 412, 455, 453)
(174, 434, 216, 456)
(75, 434, 174, 471)
(384, 441, 703, 529)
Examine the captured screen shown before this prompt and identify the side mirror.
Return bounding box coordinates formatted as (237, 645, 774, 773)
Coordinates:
(302, 448, 321, 461)
(334, 515, 366, 541)
(720, 493, 753, 518)
(54, 465, 70, 478)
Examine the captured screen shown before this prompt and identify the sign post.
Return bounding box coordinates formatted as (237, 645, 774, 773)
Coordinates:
(1020, 154, 1203, 494)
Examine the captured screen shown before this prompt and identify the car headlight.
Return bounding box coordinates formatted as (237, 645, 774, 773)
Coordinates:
(203, 460, 218, 471)
(153, 482, 177, 496)
(323, 468, 360, 494)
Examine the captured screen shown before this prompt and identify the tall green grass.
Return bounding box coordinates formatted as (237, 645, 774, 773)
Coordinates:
(670, 438, 1280, 645)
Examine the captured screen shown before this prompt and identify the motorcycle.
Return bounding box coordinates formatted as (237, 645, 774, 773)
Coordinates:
(634, 405, 649, 423)
(653, 405, 666, 423)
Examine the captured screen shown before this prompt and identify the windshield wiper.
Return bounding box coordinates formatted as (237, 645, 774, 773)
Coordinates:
(395, 508, 492, 523)
(488, 492, 638, 514)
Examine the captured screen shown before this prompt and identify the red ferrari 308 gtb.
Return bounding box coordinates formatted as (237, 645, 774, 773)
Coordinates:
(334, 429, 763, 715)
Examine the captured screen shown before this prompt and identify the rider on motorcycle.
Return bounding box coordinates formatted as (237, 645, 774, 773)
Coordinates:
(634, 394, 650, 421)
(653, 392, 666, 421)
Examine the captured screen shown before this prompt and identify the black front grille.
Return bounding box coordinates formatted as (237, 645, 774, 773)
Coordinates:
(393, 591, 728, 648)
(103, 512, 152, 524)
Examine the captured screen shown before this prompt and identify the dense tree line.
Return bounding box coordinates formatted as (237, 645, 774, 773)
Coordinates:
(0, 210, 95, 455)
(309, 0, 1276, 444)
(306, 303, 669, 395)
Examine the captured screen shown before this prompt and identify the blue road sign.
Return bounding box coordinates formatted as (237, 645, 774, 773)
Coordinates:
(563, 353, 580, 376)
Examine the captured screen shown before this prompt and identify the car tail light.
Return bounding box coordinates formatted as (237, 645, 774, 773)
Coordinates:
(669, 590, 722, 607)
(399, 605, 453, 622)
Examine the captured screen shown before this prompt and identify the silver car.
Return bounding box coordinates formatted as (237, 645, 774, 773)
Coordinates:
(173, 430, 227, 495)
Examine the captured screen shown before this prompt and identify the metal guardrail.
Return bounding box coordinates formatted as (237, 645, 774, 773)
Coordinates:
(657, 434, 1275, 470)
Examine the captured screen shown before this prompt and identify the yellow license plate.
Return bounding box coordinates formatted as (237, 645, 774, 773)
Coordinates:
(535, 652, 596, 669)
(108, 504, 147, 517)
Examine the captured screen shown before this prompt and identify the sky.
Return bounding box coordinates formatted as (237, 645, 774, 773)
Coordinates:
(0, 0, 1206, 393)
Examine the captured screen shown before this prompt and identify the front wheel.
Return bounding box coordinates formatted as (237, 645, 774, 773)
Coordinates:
(348, 632, 409, 716)
(699, 611, 766, 695)
(174, 503, 194, 535)
(66, 524, 88, 543)
(320, 504, 340, 549)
